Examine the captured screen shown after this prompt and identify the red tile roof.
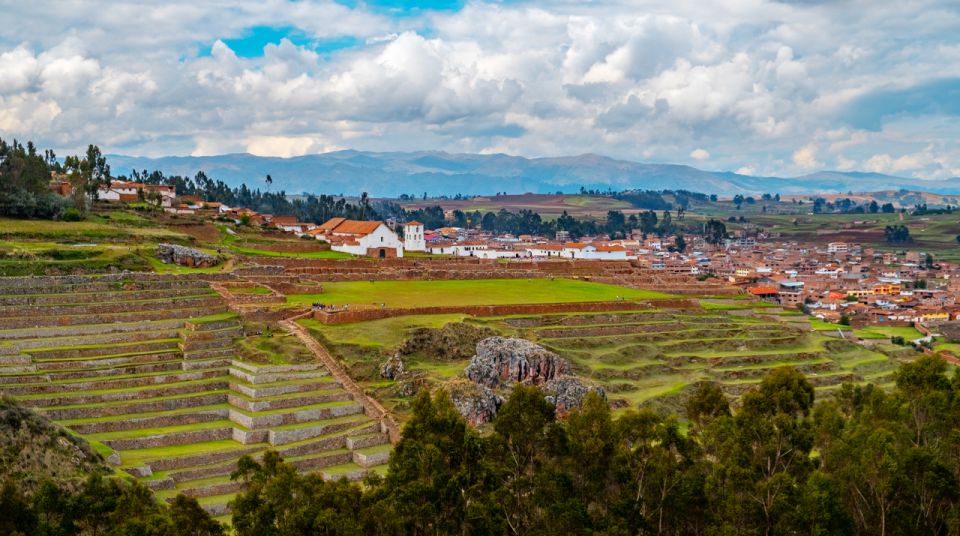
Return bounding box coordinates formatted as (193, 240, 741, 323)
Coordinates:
(748, 286, 779, 295)
(315, 218, 384, 237)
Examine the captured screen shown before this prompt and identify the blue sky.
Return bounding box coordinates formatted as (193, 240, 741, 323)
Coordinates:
(1, 0, 959, 179)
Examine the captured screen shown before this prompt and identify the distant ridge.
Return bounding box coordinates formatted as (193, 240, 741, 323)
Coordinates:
(108, 150, 960, 197)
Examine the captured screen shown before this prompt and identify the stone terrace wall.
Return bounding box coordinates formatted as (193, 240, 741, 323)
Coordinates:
(312, 299, 699, 324)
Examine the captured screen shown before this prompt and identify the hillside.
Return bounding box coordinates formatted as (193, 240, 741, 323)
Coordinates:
(0, 395, 110, 492)
(109, 151, 960, 197)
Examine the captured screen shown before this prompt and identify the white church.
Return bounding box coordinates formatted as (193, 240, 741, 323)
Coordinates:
(308, 218, 425, 258)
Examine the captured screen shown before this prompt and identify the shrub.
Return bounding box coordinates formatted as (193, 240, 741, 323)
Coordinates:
(62, 208, 82, 221)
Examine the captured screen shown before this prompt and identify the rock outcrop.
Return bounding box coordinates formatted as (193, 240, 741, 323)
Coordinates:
(464, 337, 568, 388)
(156, 243, 222, 268)
(443, 379, 502, 427)
(379, 353, 405, 380)
(398, 322, 496, 361)
(543, 377, 606, 418)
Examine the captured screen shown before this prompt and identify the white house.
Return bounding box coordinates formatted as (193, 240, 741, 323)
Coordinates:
(98, 181, 175, 207)
(527, 245, 565, 258)
(310, 218, 404, 258)
(403, 221, 426, 252)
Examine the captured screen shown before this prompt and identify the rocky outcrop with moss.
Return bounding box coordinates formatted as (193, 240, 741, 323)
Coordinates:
(464, 337, 569, 388)
(398, 322, 495, 361)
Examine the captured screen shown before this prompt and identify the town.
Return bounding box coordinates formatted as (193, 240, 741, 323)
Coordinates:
(97, 179, 960, 339)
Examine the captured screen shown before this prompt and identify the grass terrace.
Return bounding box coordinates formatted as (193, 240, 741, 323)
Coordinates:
(854, 325, 926, 341)
(288, 279, 674, 308)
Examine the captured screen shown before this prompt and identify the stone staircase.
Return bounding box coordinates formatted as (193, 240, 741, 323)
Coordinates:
(0, 275, 391, 517)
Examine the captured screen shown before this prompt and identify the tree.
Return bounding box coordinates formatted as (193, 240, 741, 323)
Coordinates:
(686, 381, 730, 433)
(674, 234, 686, 253)
(375, 390, 497, 534)
(63, 144, 111, 213)
(869, 200, 879, 213)
(704, 219, 727, 246)
(491, 384, 557, 533)
(884, 225, 911, 244)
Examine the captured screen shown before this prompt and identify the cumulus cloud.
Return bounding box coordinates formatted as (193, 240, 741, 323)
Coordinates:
(792, 144, 821, 169)
(0, 0, 958, 179)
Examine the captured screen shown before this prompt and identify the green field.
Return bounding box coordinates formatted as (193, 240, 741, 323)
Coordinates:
(854, 325, 925, 340)
(288, 279, 673, 308)
(227, 244, 352, 259)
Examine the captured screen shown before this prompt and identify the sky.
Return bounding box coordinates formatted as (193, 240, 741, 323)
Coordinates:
(1, 0, 959, 179)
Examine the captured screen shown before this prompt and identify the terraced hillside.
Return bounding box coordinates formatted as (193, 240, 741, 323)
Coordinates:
(306, 301, 913, 420)
(507, 306, 906, 409)
(0, 275, 390, 517)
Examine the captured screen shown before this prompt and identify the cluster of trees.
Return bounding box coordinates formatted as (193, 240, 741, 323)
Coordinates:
(134, 170, 381, 223)
(226, 356, 960, 535)
(0, 474, 223, 535)
(884, 224, 912, 244)
(0, 138, 110, 219)
(809, 197, 898, 214)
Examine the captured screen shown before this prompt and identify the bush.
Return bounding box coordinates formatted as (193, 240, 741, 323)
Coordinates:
(61, 208, 82, 221)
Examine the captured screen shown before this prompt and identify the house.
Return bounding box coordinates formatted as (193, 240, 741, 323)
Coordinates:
(747, 286, 779, 301)
(98, 181, 175, 207)
(527, 244, 564, 258)
(272, 216, 316, 235)
(311, 218, 404, 258)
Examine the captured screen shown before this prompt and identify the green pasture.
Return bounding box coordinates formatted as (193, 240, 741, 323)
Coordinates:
(288, 279, 674, 308)
(854, 325, 925, 341)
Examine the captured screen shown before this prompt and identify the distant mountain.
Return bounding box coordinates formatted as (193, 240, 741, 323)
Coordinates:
(107, 151, 960, 197)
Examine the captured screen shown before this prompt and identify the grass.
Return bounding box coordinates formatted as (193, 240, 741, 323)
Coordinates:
(228, 244, 352, 259)
(190, 312, 240, 325)
(810, 318, 849, 331)
(0, 216, 189, 241)
(854, 325, 925, 340)
(229, 286, 272, 295)
(300, 314, 470, 348)
(288, 279, 674, 308)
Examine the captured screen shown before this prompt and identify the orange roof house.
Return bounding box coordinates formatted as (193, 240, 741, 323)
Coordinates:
(748, 286, 779, 296)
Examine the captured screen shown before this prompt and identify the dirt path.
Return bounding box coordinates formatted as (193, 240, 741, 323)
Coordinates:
(279, 315, 401, 443)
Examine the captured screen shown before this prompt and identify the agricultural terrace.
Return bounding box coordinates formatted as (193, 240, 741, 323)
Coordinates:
(302, 298, 918, 420)
(0, 275, 390, 519)
(287, 278, 673, 308)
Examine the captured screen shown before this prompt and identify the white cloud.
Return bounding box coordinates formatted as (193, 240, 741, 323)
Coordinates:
(792, 144, 821, 169)
(0, 0, 957, 181)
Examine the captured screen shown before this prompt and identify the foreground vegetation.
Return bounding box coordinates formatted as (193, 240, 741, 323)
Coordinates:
(223, 355, 960, 535)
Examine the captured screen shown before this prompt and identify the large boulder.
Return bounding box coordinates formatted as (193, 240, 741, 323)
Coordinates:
(465, 337, 568, 388)
(443, 379, 502, 426)
(543, 377, 606, 418)
(156, 243, 222, 268)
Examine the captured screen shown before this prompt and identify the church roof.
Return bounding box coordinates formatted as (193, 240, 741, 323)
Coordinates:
(317, 218, 383, 236)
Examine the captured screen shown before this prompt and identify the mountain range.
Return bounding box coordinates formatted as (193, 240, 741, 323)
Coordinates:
(108, 151, 960, 197)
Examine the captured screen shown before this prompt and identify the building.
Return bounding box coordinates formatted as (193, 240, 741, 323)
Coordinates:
(827, 242, 848, 254)
(403, 221, 426, 251)
(98, 181, 175, 207)
(310, 218, 404, 258)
